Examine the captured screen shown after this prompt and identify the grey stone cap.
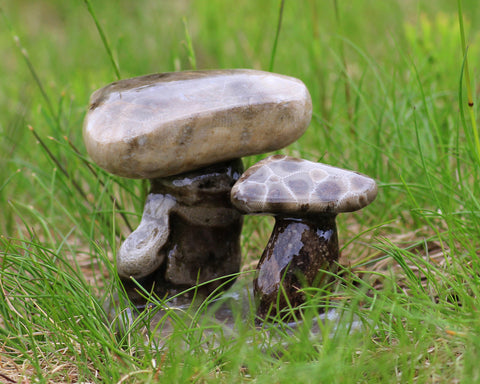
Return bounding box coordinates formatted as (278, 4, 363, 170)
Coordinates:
(83, 69, 312, 179)
(231, 155, 378, 215)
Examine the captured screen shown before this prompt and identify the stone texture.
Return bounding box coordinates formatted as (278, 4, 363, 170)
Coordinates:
(231, 155, 378, 215)
(83, 69, 312, 179)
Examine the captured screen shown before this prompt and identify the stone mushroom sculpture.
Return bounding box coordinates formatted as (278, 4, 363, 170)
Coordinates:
(230, 155, 377, 319)
(83, 70, 312, 304)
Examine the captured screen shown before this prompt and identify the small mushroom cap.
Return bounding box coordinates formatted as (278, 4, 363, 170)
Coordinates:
(83, 69, 312, 179)
(231, 155, 378, 215)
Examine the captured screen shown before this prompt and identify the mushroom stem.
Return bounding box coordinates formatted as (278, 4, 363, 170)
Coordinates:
(119, 159, 244, 307)
(254, 215, 339, 320)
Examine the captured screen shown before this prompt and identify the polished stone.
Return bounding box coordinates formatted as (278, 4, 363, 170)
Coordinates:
(83, 70, 312, 179)
(231, 155, 378, 215)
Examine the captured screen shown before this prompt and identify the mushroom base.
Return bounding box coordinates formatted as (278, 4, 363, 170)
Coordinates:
(254, 216, 339, 321)
(119, 159, 244, 307)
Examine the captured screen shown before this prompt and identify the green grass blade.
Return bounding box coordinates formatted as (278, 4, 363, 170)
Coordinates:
(1, 9, 55, 120)
(457, 0, 480, 165)
(269, 0, 285, 72)
(182, 17, 197, 70)
(83, 0, 121, 79)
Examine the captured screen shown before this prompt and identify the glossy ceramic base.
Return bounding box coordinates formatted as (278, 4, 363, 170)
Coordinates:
(119, 159, 244, 307)
(254, 216, 339, 320)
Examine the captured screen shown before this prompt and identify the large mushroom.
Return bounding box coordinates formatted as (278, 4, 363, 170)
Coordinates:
(83, 70, 312, 304)
(230, 155, 377, 320)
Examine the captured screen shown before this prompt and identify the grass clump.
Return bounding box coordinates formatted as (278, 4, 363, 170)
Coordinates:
(1, 0, 480, 382)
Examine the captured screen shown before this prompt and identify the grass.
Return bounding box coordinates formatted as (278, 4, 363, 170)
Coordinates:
(1, 0, 480, 382)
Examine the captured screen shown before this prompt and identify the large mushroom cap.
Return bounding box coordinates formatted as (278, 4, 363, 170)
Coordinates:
(83, 69, 312, 179)
(231, 155, 378, 215)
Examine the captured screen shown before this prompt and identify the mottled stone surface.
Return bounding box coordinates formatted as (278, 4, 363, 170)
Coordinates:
(254, 216, 339, 320)
(231, 155, 378, 215)
(83, 70, 312, 179)
(118, 160, 244, 305)
(117, 193, 176, 278)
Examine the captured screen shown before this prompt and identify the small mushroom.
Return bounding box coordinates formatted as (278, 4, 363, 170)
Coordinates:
(83, 70, 312, 304)
(230, 155, 377, 320)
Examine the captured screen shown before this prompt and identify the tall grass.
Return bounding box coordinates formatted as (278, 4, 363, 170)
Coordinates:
(1, 0, 480, 382)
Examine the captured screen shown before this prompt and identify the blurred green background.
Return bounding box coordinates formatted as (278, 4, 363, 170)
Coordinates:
(3, 1, 480, 381)
(2, 0, 480, 250)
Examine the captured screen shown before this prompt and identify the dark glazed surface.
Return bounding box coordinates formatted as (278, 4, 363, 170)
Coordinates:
(121, 159, 244, 307)
(254, 215, 339, 320)
(162, 212, 243, 287)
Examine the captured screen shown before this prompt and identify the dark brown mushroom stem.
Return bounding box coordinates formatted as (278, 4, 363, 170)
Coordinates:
(120, 159, 244, 308)
(254, 214, 339, 320)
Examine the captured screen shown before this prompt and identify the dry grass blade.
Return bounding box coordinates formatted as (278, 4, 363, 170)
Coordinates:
(62, 135, 133, 232)
(29, 126, 88, 202)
